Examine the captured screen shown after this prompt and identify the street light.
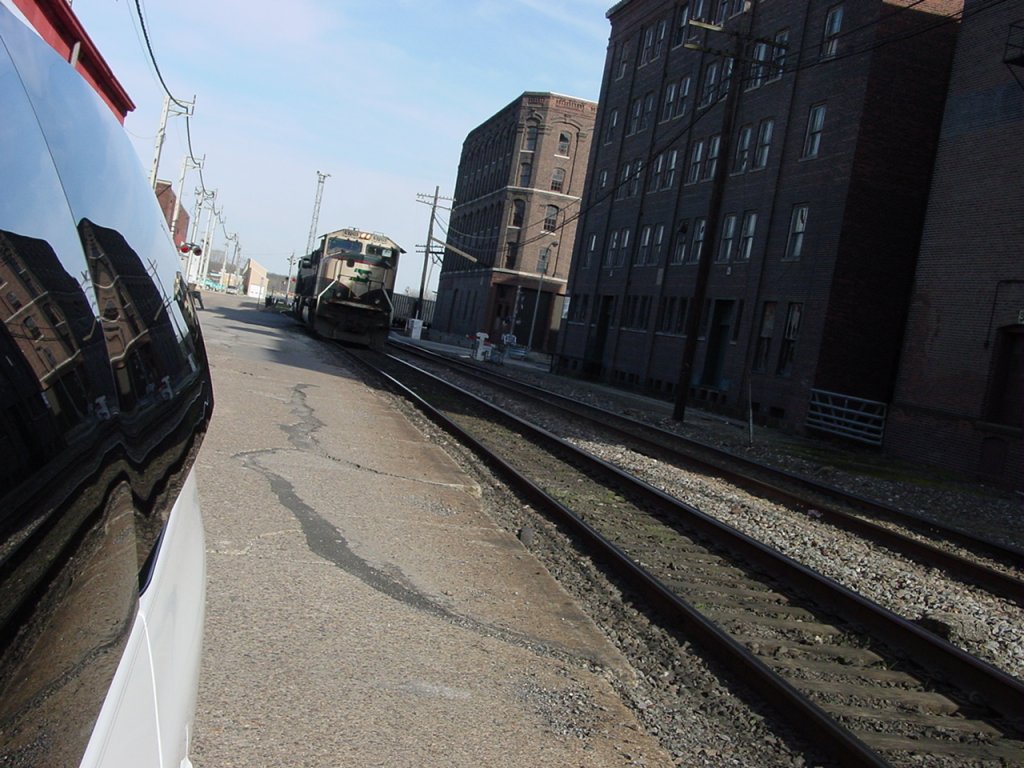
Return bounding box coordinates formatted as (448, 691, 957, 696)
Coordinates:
(527, 241, 557, 351)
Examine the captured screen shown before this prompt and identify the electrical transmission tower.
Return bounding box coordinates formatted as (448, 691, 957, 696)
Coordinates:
(305, 171, 330, 256)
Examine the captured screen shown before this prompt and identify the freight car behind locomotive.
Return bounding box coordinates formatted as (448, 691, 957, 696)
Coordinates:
(292, 227, 404, 349)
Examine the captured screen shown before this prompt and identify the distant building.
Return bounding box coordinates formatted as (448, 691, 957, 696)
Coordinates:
(556, 0, 960, 449)
(433, 91, 597, 351)
(155, 180, 190, 248)
(242, 259, 268, 300)
(886, 0, 1023, 489)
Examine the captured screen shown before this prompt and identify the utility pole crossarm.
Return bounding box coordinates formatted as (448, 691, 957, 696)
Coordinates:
(430, 237, 477, 263)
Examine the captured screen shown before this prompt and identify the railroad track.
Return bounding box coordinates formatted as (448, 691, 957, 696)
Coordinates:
(387, 338, 1024, 607)
(349, 346, 1024, 768)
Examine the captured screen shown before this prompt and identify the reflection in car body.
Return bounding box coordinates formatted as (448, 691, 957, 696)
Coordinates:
(0, 4, 212, 767)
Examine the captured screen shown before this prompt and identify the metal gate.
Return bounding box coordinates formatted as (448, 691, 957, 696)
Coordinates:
(806, 389, 887, 446)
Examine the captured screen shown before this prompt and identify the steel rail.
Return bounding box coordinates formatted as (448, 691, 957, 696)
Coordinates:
(390, 340, 1024, 599)
(354, 349, 1024, 764)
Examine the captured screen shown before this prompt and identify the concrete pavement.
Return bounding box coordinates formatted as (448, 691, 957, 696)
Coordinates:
(189, 292, 673, 767)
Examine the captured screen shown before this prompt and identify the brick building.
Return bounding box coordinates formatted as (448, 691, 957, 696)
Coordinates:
(555, 0, 961, 443)
(885, 1, 1023, 489)
(155, 180, 190, 248)
(432, 92, 597, 351)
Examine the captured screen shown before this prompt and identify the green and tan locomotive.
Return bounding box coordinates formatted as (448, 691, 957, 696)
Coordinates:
(292, 227, 404, 349)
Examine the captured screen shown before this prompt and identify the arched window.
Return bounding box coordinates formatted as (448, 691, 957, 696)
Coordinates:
(550, 168, 566, 193)
(542, 205, 558, 232)
(510, 199, 525, 228)
(523, 124, 538, 151)
(557, 132, 571, 155)
(519, 162, 532, 187)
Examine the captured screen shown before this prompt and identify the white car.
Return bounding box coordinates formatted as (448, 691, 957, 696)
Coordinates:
(0, 5, 212, 767)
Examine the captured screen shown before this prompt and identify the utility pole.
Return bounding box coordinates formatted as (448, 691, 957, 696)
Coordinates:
(199, 199, 219, 285)
(171, 153, 203, 244)
(187, 189, 215, 282)
(414, 187, 455, 320)
(149, 95, 194, 190)
(418, 186, 439, 320)
(527, 242, 557, 351)
(673, 21, 744, 422)
(285, 251, 296, 301)
(305, 171, 329, 256)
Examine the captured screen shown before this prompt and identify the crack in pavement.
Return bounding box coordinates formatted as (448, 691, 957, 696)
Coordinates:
(232, 384, 588, 664)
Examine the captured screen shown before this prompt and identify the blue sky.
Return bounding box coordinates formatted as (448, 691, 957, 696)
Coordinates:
(68, 0, 613, 294)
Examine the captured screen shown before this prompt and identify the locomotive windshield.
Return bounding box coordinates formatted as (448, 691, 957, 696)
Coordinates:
(326, 236, 362, 256)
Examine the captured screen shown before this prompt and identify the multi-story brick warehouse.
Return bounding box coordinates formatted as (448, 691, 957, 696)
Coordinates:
(433, 92, 597, 352)
(555, 0, 962, 447)
(885, 0, 1023, 490)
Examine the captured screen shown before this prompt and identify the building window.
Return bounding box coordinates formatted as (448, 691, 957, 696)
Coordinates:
(671, 221, 688, 264)
(664, 150, 679, 188)
(537, 247, 552, 274)
(543, 205, 558, 232)
(802, 103, 826, 159)
(720, 57, 734, 99)
(637, 225, 652, 265)
(738, 211, 757, 261)
(672, 3, 692, 47)
(703, 134, 720, 180)
(768, 29, 789, 81)
(657, 296, 688, 333)
(747, 41, 769, 90)
(650, 153, 664, 192)
(523, 125, 538, 151)
(605, 230, 619, 267)
(616, 42, 630, 79)
(653, 19, 667, 59)
(733, 124, 752, 173)
(557, 132, 571, 155)
(700, 61, 720, 107)
(686, 139, 704, 184)
(598, 169, 608, 189)
(629, 159, 643, 197)
(23, 315, 42, 340)
(822, 4, 843, 60)
(640, 92, 655, 131)
(714, 0, 728, 24)
(551, 168, 566, 192)
(628, 98, 642, 134)
(617, 162, 630, 199)
(675, 75, 692, 118)
(653, 223, 666, 263)
(661, 80, 678, 122)
(583, 233, 597, 268)
(619, 229, 631, 267)
(754, 118, 774, 169)
(511, 199, 525, 227)
(604, 109, 619, 144)
(640, 24, 656, 66)
(505, 241, 519, 269)
(717, 214, 737, 262)
(776, 302, 802, 376)
(519, 162, 532, 186)
(689, 218, 706, 263)
(785, 205, 808, 261)
(622, 295, 651, 329)
(753, 302, 775, 372)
